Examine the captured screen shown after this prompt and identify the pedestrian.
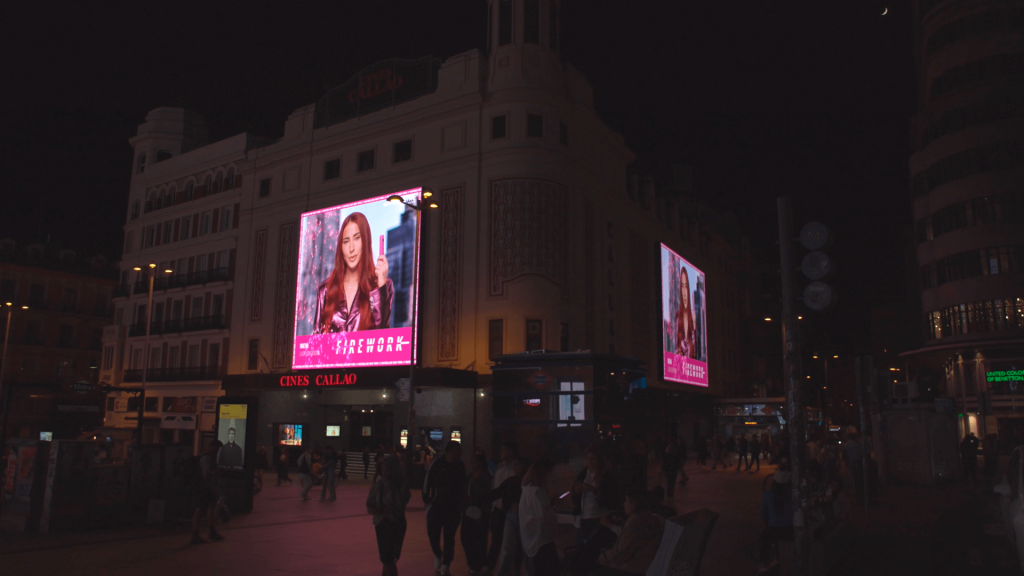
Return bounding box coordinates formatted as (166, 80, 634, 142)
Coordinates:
(375, 446, 386, 481)
(748, 435, 761, 472)
(254, 445, 269, 494)
(298, 445, 314, 501)
(321, 446, 338, 501)
(339, 447, 349, 480)
(363, 445, 372, 479)
(488, 457, 526, 576)
(368, 454, 412, 576)
(960, 432, 980, 485)
(462, 452, 493, 576)
(276, 448, 292, 486)
(759, 468, 794, 573)
(737, 434, 750, 471)
(572, 447, 621, 553)
(190, 440, 225, 544)
(486, 441, 519, 574)
(519, 458, 560, 576)
(423, 441, 467, 576)
(661, 441, 682, 500)
(711, 436, 727, 470)
(594, 489, 665, 576)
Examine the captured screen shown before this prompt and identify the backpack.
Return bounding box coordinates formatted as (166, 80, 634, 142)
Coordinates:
(183, 455, 203, 490)
(298, 453, 310, 474)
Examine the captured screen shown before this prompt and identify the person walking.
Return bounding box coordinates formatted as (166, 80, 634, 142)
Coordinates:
(254, 445, 269, 494)
(520, 458, 560, 576)
(375, 446, 386, 481)
(960, 432, 980, 485)
(661, 441, 682, 500)
(424, 441, 467, 575)
(298, 445, 314, 501)
(462, 452, 493, 576)
(190, 440, 225, 544)
(488, 457, 525, 576)
(737, 434, 750, 471)
(368, 454, 412, 576)
(363, 445, 372, 479)
(748, 435, 762, 472)
(486, 442, 519, 574)
(572, 447, 621, 552)
(321, 446, 338, 501)
(276, 448, 292, 486)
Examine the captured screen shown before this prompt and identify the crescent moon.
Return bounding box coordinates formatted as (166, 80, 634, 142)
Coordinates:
(881, 7, 888, 15)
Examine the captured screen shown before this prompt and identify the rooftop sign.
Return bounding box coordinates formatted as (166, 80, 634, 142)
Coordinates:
(314, 57, 440, 129)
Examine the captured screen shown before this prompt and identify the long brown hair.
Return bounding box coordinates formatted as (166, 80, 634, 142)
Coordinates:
(676, 267, 694, 353)
(319, 212, 377, 332)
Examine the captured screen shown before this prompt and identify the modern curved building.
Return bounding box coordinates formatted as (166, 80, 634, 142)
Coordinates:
(102, 0, 760, 457)
(907, 0, 1024, 441)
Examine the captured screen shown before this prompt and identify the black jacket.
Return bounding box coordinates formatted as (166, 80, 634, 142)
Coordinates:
(423, 457, 467, 509)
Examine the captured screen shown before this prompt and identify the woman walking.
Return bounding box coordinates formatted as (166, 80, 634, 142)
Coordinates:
(368, 454, 411, 576)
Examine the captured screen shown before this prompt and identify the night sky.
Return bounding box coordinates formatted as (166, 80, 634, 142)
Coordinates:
(4, 0, 912, 353)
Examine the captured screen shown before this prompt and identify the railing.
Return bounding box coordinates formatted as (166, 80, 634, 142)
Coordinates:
(113, 284, 132, 298)
(134, 267, 232, 294)
(122, 365, 222, 382)
(129, 314, 226, 337)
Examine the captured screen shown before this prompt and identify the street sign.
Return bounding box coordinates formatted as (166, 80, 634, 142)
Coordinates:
(801, 251, 833, 280)
(799, 222, 831, 250)
(803, 281, 835, 311)
(71, 380, 95, 395)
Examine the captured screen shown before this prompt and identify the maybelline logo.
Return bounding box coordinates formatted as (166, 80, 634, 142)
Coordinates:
(334, 335, 408, 356)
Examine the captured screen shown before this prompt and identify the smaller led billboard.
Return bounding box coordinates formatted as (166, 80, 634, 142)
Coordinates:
(217, 404, 247, 469)
(660, 244, 708, 387)
(293, 189, 421, 369)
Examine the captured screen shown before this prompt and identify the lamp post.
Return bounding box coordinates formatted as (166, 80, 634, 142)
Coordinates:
(0, 302, 29, 515)
(132, 263, 173, 447)
(811, 354, 837, 428)
(387, 190, 437, 449)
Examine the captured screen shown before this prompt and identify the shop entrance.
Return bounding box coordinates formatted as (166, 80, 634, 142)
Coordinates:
(349, 409, 393, 452)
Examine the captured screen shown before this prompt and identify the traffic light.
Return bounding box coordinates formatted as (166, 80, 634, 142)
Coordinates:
(799, 222, 837, 312)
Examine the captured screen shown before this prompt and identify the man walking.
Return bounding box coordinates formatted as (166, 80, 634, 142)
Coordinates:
(423, 441, 466, 575)
(486, 442, 519, 575)
(748, 434, 761, 472)
(737, 434, 750, 471)
(321, 446, 338, 501)
(298, 445, 314, 501)
(190, 440, 224, 544)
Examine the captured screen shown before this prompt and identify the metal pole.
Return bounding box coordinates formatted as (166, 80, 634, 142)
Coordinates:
(135, 272, 154, 447)
(407, 205, 421, 449)
(823, 359, 829, 427)
(777, 197, 807, 576)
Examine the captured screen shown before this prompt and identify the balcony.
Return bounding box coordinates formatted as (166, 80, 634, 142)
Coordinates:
(134, 267, 232, 294)
(123, 365, 222, 382)
(129, 314, 226, 337)
(113, 284, 132, 298)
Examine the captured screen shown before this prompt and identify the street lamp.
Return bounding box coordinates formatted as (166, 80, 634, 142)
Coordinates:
(386, 190, 437, 448)
(0, 302, 29, 513)
(131, 263, 172, 447)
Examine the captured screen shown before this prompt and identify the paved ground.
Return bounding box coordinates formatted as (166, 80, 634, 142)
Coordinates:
(0, 458, 1017, 576)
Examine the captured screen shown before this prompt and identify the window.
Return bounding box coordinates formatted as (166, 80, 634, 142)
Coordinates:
(155, 150, 172, 162)
(149, 348, 161, 370)
(911, 141, 1024, 198)
(213, 172, 223, 194)
(225, 168, 235, 189)
(171, 300, 183, 321)
(136, 154, 146, 174)
(0, 279, 14, 302)
(357, 149, 376, 172)
(162, 220, 173, 244)
(216, 249, 230, 271)
(219, 205, 233, 232)
(524, 0, 540, 43)
(180, 216, 191, 240)
(59, 324, 74, 348)
(609, 319, 615, 337)
(191, 297, 203, 319)
(526, 319, 543, 351)
(168, 346, 180, 369)
(259, 178, 271, 198)
(212, 294, 224, 317)
(29, 283, 45, 308)
(145, 397, 158, 413)
(187, 344, 200, 367)
(199, 212, 212, 236)
(527, 114, 544, 138)
(144, 225, 155, 248)
(185, 182, 194, 201)
(559, 122, 568, 146)
(130, 201, 140, 220)
(102, 346, 114, 371)
(196, 254, 208, 273)
(498, 0, 513, 46)
(323, 158, 341, 180)
(560, 322, 569, 352)
(930, 53, 1024, 102)
(492, 115, 508, 139)
(208, 343, 221, 368)
(165, 187, 175, 207)
(393, 139, 413, 163)
(488, 319, 504, 360)
(62, 289, 77, 312)
(550, 0, 559, 49)
(248, 339, 260, 370)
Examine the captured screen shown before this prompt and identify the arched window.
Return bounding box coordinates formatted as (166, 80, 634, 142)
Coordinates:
(185, 181, 195, 201)
(165, 185, 176, 207)
(130, 201, 141, 220)
(151, 191, 161, 211)
(203, 175, 212, 196)
(498, 0, 513, 46)
(225, 168, 235, 190)
(155, 150, 172, 162)
(136, 154, 146, 174)
(213, 172, 223, 194)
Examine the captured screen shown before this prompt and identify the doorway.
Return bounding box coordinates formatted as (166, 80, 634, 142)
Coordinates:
(349, 409, 393, 452)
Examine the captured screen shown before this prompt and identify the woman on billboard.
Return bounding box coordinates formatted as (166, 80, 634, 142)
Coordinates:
(314, 212, 394, 333)
(675, 267, 697, 359)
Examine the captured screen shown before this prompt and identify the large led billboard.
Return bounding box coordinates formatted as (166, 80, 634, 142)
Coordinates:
(293, 188, 421, 369)
(660, 244, 708, 386)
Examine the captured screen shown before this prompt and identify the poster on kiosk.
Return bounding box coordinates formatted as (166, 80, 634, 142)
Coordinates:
(292, 188, 422, 369)
(215, 397, 258, 513)
(660, 244, 709, 387)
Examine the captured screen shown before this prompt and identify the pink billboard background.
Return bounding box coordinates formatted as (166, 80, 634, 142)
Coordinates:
(661, 243, 708, 387)
(292, 189, 421, 369)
